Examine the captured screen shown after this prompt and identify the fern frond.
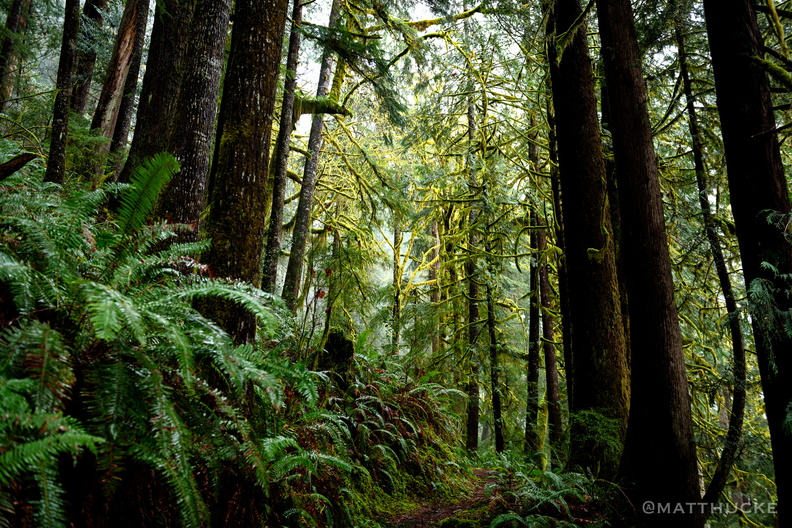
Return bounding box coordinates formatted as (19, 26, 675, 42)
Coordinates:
(81, 281, 146, 344)
(115, 153, 179, 237)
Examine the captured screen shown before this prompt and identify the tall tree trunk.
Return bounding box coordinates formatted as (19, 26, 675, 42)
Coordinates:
(546, 98, 573, 412)
(262, 0, 303, 293)
(595, 0, 699, 525)
(429, 220, 441, 355)
(155, 0, 231, 236)
(44, 0, 80, 184)
(107, 17, 146, 176)
(70, 0, 108, 114)
(0, 0, 30, 110)
(675, 18, 747, 526)
(281, 0, 342, 310)
(538, 226, 562, 465)
(703, 1, 792, 522)
(392, 216, 403, 354)
(546, 0, 629, 478)
(486, 278, 504, 453)
(201, 0, 289, 344)
(525, 207, 541, 454)
(117, 0, 196, 183)
(91, 0, 150, 150)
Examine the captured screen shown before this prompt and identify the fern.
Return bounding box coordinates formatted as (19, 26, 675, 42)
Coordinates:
(115, 152, 179, 237)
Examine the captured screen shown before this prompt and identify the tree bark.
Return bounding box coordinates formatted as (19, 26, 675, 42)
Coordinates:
(44, 0, 81, 184)
(155, 0, 231, 235)
(117, 0, 196, 183)
(675, 18, 747, 526)
(91, 0, 150, 142)
(0, 0, 30, 110)
(538, 227, 562, 464)
(703, 1, 792, 523)
(202, 0, 289, 344)
(486, 278, 504, 453)
(262, 0, 303, 293)
(107, 16, 146, 176)
(595, 0, 699, 524)
(525, 207, 541, 454)
(281, 0, 342, 310)
(546, 0, 629, 478)
(70, 0, 108, 114)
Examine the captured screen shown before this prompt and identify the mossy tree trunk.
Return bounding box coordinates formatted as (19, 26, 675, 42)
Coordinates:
(525, 207, 541, 454)
(70, 0, 108, 114)
(703, 0, 792, 523)
(596, 0, 700, 525)
(546, 0, 629, 478)
(202, 0, 289, 344)
(281, 0, 342, 310)
(262, 0, 304, 293)
(44, 0, 80, 184)
(0, 0, 31, 110)
(155, 0, 231, 237)
(117, 0, 196, 183)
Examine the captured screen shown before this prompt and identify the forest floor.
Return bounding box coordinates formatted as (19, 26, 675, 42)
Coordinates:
(383, 468, 500, 527)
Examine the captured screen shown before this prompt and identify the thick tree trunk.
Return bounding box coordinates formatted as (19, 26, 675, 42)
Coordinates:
(595, 0, 700, 525)
(155, 0, 231, 235)
(547, 0, 629, 478)
(281, 0, 342, 310)
(202, 0, 289, 344)
(70, 0, 108, 114)
(0, 0, 30, 110)
(117, 0, 196, 183)
(44, 0, 81, 184)
(703, 1, 792, 523)
(392, 216, 403, 354)
(262, 0, 303, 293)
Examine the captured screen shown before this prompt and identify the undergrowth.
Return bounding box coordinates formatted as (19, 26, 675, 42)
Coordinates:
(0, 158, 467, 527)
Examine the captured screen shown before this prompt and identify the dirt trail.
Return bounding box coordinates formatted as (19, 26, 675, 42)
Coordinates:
(385, 468, 499, 527)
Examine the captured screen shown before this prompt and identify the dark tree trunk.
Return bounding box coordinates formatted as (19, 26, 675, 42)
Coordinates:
(117, 0, 196, 183)
(595, 0, 699, 525)
(155, 0, 231, 235)
(91, 0, 150, 144)
(538, 227, 563, 463)
(44, 0, 81, 184)
(703, 1, 792, 523)
(0, 0, 30, 109)
(546, 99, 573, 412)
(465, 363, 480, 452)
(675, 18, 747, 526)
(486, 278, 504, 453)
(70, 0, 108, 114)
(202, 0, 289, 344)
(547, 0, 629, 478)
(281, 0, 342, 310)
(262, 0, 303, 293)
(525, 207, 541, 454)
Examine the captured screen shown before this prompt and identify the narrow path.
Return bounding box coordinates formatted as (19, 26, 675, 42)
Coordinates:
(385, 468, 499, 527)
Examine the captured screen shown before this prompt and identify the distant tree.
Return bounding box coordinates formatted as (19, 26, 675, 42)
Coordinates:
(202, 0, 289, 343)
(0, 0, 31, 110)
(281, 0, 342, 311)
(703, 0, 792, 523)
(595, 0, 700, 525)
(44, 0, 81, 184)
(262, 0, 304, 293)
(70, 0, 108, 114)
